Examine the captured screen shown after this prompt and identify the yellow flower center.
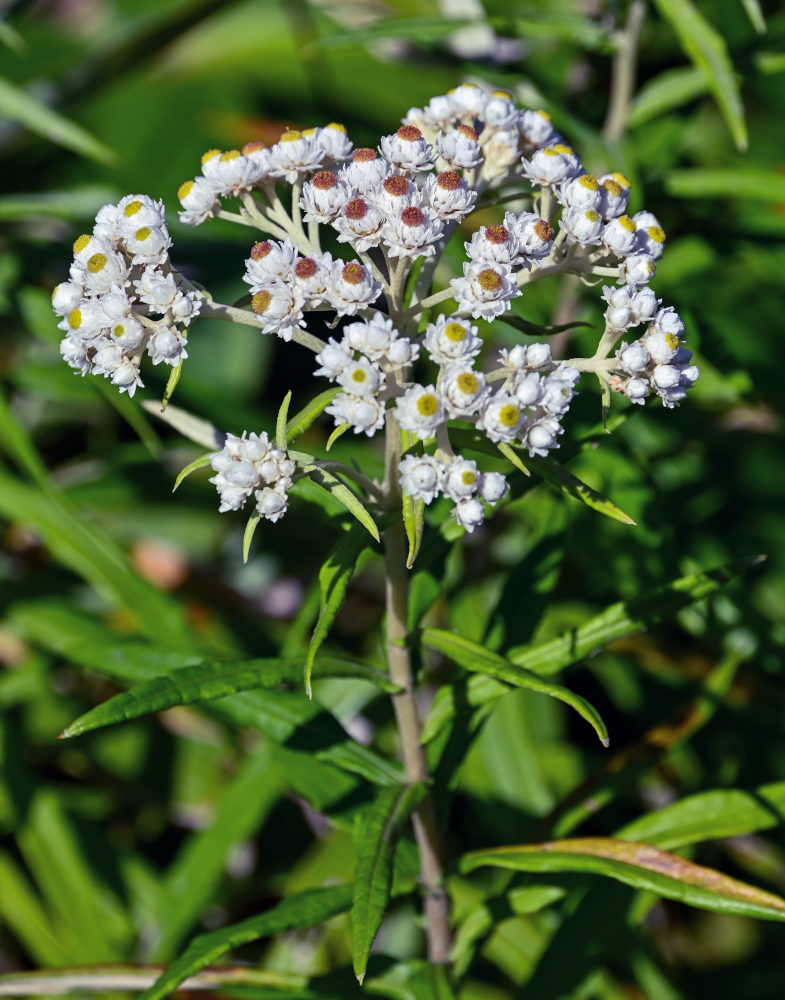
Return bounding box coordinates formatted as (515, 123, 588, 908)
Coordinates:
(416, 394, 439, 416)
(444, 322, 467, 342)
(252, 290, 272, 314)
(87, 253, 107, 273)
(67, 308, 82, 329)
(73, 234, 91, 254)
(281, 129, 302, 143)
(201, 149, 220, 164)
(456, 372, 479, 394)
(491, 89, 511, 99)
(612, 171, 631, 189)
(553, 143, 573, 155)
(536, 109, 551, 120)
(219, 149, 241, 161)
(648, 225, 666, 243)
(579, 174, 599, 190)
(478, 269, 502, 292)
(665, 332, 680, 349)
(178, 180, 194, 200)
(351, 369, 367, 383)
(498, 404, 519, 427)
(585, 209, 599, 222)
(461, 470, 477, 485)
(326, 122, 347, 133)
(618, 215, 636, 232)
(135, 227, 151, 242)
(302, 128, 316, 137)
(113, 324, 125, 337)
(123, 199, 143, 217)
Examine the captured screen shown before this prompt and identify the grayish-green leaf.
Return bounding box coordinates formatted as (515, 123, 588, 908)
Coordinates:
(172, 453, 213, 492)
(461, 837, 785, 922)
(0, 186, 121, 222)
(161, 350, 185, 411)
(326, 422, 351, 451)
(141, 400, 224, 450)
(652, 0, 747, 149)
(242, 510, 261, 564)
(291, 449, 380, 542)
(0, 76, 116, 162)
(275, 390, 292, 450)
(420, 628, 609, 746)
(286, 387, 341, 444)
(352, 784, 426, 983)
(139, 885, 353, 1000)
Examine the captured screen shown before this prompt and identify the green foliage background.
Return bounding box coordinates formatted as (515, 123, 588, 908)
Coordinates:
(1, 1, 784, 997)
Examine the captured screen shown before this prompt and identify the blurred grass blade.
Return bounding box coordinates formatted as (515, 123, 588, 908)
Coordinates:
(0, 186, 121, 222)
(406, 962, 459, 999)
(275, 390, 292, 450)
(507, 555, 763, 675)
(305, 523, 372, 698)
(286, 387, 341, 444)
(291, 449, 380, 542)
(0, 76, 115, 162)
(242, 510, 261, 564)
(139, 885, 353, 1000)
(740, 0, 766, 34)
(0, 852, 73, 966)
(461, 837, 785, 922)
(352, 783, 426, 983)
(173, 453, 213, 492)
(616, 781, 785, 849)
(626, 66, 708, 127)
(61, 654, 398, 738)
(152, 744, 284, 961)
(421, 628, 609, 746)
(141, 400, 224, 450)
(525, 454, 635, 524)
(652, 0, 747, 150)
(665, 168, 785, 201)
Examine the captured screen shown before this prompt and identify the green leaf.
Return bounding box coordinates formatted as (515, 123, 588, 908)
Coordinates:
(60, 654, 398, 739)
(420, 628, 609, 746)
(496, 440, 530, 477)
(326, 422, 351, 451)
(172, 452, 213, 492)
(740, 0, 766, 34)
(616, 782, 785, 850)
(291, 449, 380, 542)
(626, 66, 708, 128)
(305, 523, 372, 698)
(665, 168, 785, 201)
(242, 509, 261, 564)
(0, 852, 73, 966)
(161, 347, 186, 410)
(352, 783, 427, 983)
(461, 837, 785, 922)
(286, 387, 341, 443)
(0, 75, 116, 163)
(498, 313, 594, 337)
(400, 429, 424, 567)
(139, 885, 353, 1000)
(141, 400, 224, 450)
(275, 390, 292, 450)
(507, 556, 763, 676)
(0, 185, 121, 222)
(525, 453, 636, 524)
(406, 962, 459, 1000)
(652, 0, 747, 150)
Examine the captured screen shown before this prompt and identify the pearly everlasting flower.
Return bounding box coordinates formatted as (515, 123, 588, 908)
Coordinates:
(380, 125, 435, 173)
(52, 280, 84, 317)
(440, 366, 490, 418)
(251, 285, 304, 339)
(480, 471, 508, 504)
(177, 177, 221, 226)
(60, 335, 92, 375)
(201, 149, 263, 195)
(336, 357, 385, 396)
(268, 129, 324, 183)
(326, 393, 386, 436)
(334, 197, 385, 250)
(521, 143, 582, 186)
(617, 340, 650, 374)
(77, 248, 129, 295)
(300, 171, 352, 223)
(619, 253, 656, 286)
(481, 129, 521, 179)
(451, 260, 519, 319)
(135, 267, 178, 312)
(424, 315, 483, 366)
(399, 454, 444, 504)
(519, 108, 557, 149)
(447, 82, 488, 120)
(465, 223, 520, 266)
(443, 457, 481, 501)
(125, 225, 172, 266)
(341, 147, 389, 193)
(326, 260, 382, 316)
(370, 174, 421, 216)
(452, 496, 485, 533)
(146, 324, 188, 366)
(256, 485, 289, 522)
(560, 206, 603, 246)
(602, 285, 659, 330)
(478, 393, 523, 443)
(116, 195, 166, 237)
(523, 417, 563, 457)
(314, 337, 353, 379)
(633, 210, 666, 259)
(558, 173, 603, 212)
(395, 384, 446, 440)
(598, 173, 631, 219)
(384, 205, 444, 259)
(109, 316, 145, 352)
(436, 126, 483, 170)
(601, 215, 638, 257)
(314, 122, 353, 162)
(484, 90, 519, 130)
(625, 377, 650, 404)
(422, 170, 477, 220)
(292, 254, 332, 305)
(244, 239, 297, 289)
(344, 312, 396, 361)
(507, 213, 554, 264)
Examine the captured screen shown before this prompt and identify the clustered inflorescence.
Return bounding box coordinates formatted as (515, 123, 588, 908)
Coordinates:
(53, 82, 699, 538)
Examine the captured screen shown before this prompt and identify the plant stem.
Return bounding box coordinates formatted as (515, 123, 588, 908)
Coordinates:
(603, 0, 646, 144)
(383, 416, 451, 964)
(200, 300, 326, 354)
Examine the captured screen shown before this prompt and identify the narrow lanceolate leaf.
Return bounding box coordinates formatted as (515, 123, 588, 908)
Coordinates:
(460, 838, 785, 923)
(141, 400, 224, 450)
(526, 454, 635, 524)
(161, 351, 184, 410)
(275, 390, 292, 450)
(138, 885, 353, 1000)
(616, 782, 785, 850)
(507, 556, 763, 676)
(498, 313, 593, 337)
(352, 783, 426, 983)
(420, 628, 609, 746)
(0, 76, 115, 163)
(290, 450, 380, 542)
(496, 440, 529, 477)
(60, 655, 398, 739)
(626, 66, 708, 127)
(242, 510, 261, 564)
(286, 387, 341, 444)
(305, 523, 372, 698)
(173, 453, 213, 492)
(326, 422, 350, 451)
(740, 0, 766, 34)
(652, 0, 747, 150)
(400, 429, 425, 567)
(665, 168, 785, 202)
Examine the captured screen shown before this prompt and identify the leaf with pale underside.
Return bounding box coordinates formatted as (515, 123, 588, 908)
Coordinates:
(242, 510, 261, 564)
(461, 837, 785, 922)
(275, 390, 292, 450)
(290, 449, 379, 542)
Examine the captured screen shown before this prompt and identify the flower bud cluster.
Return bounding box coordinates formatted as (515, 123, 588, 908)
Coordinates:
(209, 432, 296, 521)
(52, 195, 201, 395)
(612, 308, 699, 407)
(399, 452, 508, 533)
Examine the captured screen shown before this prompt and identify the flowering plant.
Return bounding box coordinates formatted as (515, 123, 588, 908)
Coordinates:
(49, 81, 780, 997)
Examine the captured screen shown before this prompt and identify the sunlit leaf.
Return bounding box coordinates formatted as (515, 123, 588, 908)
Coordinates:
(665, 168, 785, 201)
(141, 400, 224, 450)
(242, 510, 261, 564)
(525, 454, 636, 524)
(291, 449, 380, 542)
(172, 453, 213, 492)
(275, 390, 292, 450)
(286, 387, 341, 444)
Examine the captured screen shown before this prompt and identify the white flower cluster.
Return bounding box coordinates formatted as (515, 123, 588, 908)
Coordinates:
(399, 452, 508, 533)
(52, 195, 200, 395)
(209, 432, 296, 521)
(612, 308, 699, 407)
